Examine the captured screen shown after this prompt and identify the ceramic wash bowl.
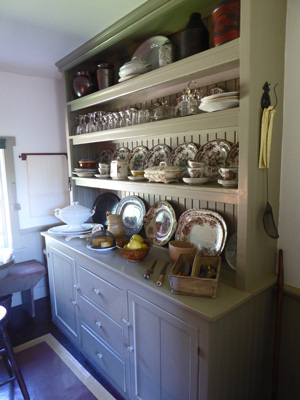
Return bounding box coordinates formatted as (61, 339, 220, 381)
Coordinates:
(54, 202, 95, 229)
(144, 161, 182, 184)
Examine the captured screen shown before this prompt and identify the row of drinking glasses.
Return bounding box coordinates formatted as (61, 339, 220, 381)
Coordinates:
(71, 108, 152, 135)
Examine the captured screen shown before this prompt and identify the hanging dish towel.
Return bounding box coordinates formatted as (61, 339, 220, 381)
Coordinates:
(259, 106, 276, 168)
(27, 155, 68, 217)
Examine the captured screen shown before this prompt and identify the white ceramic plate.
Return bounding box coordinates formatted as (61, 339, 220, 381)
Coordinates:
(201, 91, 239, 101)
(87, 244, 116, 252)
(182, 177, 209, 185)
(175, 209, 227, 256)
(195, 140, 232, 181)
(143, 200, 177, 246)
(128, 145, 148, 171)
(133, 36, 170, 70)
(199, 99, 239, 113)
(168, 142, 198, 177)
(127, 175, 146, 181)
(116, 196, 146, 237)
(144, 144, 172, 169)
(48, 223, 95, 235)
(94, 174, 111, 179)
(72, 172, 95, 177)
(225, 232, 237, 270)
(217, 179, 238, 187)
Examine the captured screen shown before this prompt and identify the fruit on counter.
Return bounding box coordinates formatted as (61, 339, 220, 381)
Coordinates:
(126, 234, 149, 250)
(127, 239, 143, 249)
(131, 234, 144, 243)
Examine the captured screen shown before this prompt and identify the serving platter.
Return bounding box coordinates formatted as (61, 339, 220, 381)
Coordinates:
(195, 139, 232, 180)
(143, 200, 177, 246)
(225, 232, 237, 270)
(128, 145, 148, 171)
(92, 193, 120, 227)
(116, 195, 146, 237)
(175, 209, 227, 256)
(111, 147, 130, 161)
(168, 142, 198, 177)
(48, 223, 95, 235)
(225, 142, 239, 167)
(133, 35, 171, 70)
(144, 144, 172, 169)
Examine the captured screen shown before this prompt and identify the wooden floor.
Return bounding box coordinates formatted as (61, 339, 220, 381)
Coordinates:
(6, 296, 125, 400)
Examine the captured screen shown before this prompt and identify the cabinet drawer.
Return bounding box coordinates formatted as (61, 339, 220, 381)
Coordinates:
(78, 265, 122, 320)
(80, 295, 124, 355)
(81, 324, 126, 393)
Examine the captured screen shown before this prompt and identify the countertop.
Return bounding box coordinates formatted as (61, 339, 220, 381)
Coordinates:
(42, 232, 252, 322)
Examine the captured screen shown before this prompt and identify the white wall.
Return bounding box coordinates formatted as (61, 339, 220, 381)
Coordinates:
(0, 71, 66, 305)
(278, 0, 300, 288)
(0, 71, 67, 229)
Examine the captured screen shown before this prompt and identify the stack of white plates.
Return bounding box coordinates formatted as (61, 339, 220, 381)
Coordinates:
(72, 168, 97, 177)
(199, 91, 239, 113)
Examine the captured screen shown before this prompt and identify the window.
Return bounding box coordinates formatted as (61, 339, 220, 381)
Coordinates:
(0, 145, 12, 248)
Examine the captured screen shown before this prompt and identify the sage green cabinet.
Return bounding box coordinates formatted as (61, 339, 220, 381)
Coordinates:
(46, 245, 79, 344)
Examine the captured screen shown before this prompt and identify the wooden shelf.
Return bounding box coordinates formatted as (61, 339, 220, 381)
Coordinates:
(72, 177, 239, 204)
(67, 39, 240, 112)
(71, 108, 239, 145)
(69, 107, 239, 145)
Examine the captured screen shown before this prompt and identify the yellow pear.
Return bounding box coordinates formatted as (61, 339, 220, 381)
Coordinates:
(130, 234, 144, 243)
(127, 239, 143, 249)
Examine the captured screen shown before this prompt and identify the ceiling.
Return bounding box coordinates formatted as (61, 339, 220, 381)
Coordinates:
(0, 0, 146, 80)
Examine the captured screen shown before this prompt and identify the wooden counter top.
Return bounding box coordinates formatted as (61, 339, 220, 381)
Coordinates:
(42, 232, 252, 322)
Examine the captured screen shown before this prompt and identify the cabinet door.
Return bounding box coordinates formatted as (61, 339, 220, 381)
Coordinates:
(128, 292, 198, 400)
(47, 245, 79, 343)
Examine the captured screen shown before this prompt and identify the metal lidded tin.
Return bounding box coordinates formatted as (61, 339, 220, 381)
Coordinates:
(212, 0, 240, 47)
(96, 63, 113, 90)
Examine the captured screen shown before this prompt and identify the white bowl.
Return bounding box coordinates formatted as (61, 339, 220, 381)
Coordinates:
(54, 202, 95, 229)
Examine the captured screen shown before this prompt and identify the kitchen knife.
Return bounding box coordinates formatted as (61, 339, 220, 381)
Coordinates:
(156, 261, 170, 286)
(144, 260, 157, 279)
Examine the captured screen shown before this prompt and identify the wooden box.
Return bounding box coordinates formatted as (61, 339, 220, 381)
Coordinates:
(168, 252, 221, 298)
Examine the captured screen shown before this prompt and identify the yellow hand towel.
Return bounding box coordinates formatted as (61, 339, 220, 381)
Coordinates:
(258, 106, 276, 168)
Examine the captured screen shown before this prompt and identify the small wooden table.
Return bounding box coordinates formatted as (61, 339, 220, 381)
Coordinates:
(0, 260, 46, 317)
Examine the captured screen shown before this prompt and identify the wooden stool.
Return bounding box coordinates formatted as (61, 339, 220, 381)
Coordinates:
(0, 305, 30, 399)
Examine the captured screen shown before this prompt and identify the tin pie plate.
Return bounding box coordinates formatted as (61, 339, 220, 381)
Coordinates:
(116, 196, 146, 237)
(175, 209, 227, 255)
(143, 200, 177, 246)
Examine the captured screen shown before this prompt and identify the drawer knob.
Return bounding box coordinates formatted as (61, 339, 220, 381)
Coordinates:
(127, 345, 134, 352)
(73, 284, 79, 290)
(71, 300, 77, 306)
(122, 318, 130, 327)
(93, 288, 100, 295)
(96, 352, 103, 360)
(95, 321, 102, 328)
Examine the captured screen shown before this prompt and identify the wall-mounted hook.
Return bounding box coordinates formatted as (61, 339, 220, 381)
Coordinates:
(261, 82, 271, 109)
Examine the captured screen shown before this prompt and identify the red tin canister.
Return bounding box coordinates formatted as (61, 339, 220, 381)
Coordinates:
(212, 0, 240, 47)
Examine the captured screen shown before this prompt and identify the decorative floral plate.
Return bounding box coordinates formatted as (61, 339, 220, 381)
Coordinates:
(175, 209, 227, 255)
(195, 140, 232, 180)
(99, 148, 113, 164)
(116, 196, 146, 237)
(128, 145, 148, 171)
(225, 232, 237, 270)
(225, 142, 239, 167)
(143, 200, 177, 246)
(168, 142, 198, 177)
(144, 144, 172, 169)
(111, 147, 130, 161)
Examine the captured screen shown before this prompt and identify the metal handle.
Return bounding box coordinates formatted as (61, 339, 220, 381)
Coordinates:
(127, 346, 134, 352)
(73, 284, 79, 290)
(96, 352, 103, 359)
(71, 300, 77, 306)
(122, 318, 130, 327)
(93, 288, 100, 295)
(95, 321, 102, 328)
